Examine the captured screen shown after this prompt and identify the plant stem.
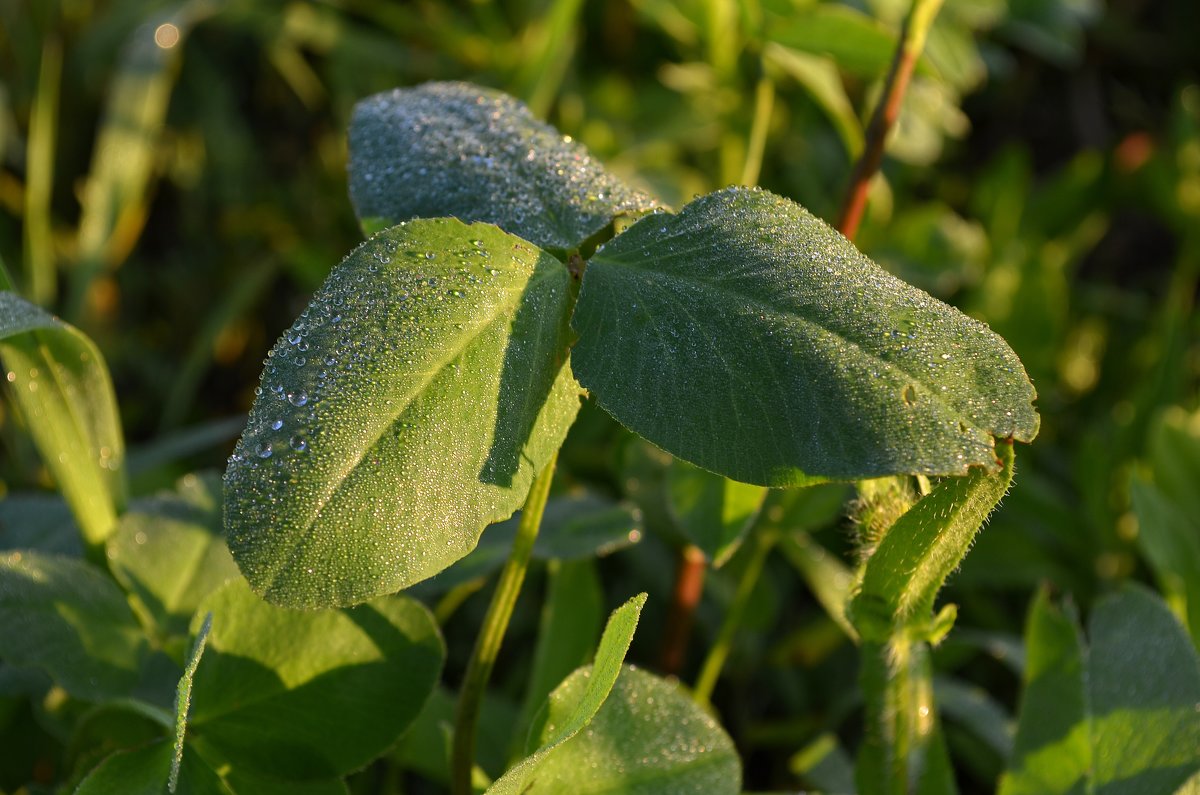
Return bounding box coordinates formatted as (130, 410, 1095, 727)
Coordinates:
(740, 71, 776, 186)
(857, 636, 937, 795)
(659, 544, 708, 676)
(836, 0, 944, 240)
(25, 36, 62, 307)
(693, 531, 776, 705)
(451, 452, 558, 795)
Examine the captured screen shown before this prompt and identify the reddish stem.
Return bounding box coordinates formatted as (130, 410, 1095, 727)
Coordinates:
(837, 0, 944, 241)
(659, 544, 708, 676)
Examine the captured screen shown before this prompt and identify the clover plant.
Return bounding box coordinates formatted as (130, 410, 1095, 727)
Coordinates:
(222, 81, 1041, 795)
(2, 81, 1198, 795)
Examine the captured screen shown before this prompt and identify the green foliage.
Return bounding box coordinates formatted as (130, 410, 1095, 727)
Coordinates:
(0, 291, 125, 547)
(186, 580, 444, 779)
(0, 1, 1196, 792)
(1000, 586, 1200, 795)
(0, 551, 147, 701)
(572, 188, 1037, 485)
(850, 444, 1016, 642)
(348, 82, 659, 253)
(519, 665, 742, 794)
(486, 593, 646, 795)
(667, 459, 768, 566)
(107, 473, 238, 646)
(223, 219, 580, 607)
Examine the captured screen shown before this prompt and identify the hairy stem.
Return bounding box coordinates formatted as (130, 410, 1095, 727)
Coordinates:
(451, 452, 558, 795)
(659, 544, 708, 676)
(693, 531, 775, 705)
(837, 0, 944, 240)
(857, 637, 938, 795)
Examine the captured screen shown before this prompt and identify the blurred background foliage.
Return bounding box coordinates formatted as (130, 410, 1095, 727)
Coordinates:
(1, 0, 1198, 792)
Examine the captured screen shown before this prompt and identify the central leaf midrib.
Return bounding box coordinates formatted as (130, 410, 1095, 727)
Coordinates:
(590, 247, 982, 433)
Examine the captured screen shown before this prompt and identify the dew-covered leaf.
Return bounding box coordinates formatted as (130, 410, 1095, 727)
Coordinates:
(0, 551, 146, 701)
(0, 291, 125, 547)
(348, 81, 658, 254)
(223, 218, 580, 608)
(667, 459, 767, 567)
(580, 188, 1038, 483)
(516, 666, 741, 794)
(572, 188, 1038, 486)
(1000, 585, 1200, 795)
(849, 443, 1015, 641)
(185, 579, 444, 780)
(487, 593, 646, 795)
(108, 473, 238, 642)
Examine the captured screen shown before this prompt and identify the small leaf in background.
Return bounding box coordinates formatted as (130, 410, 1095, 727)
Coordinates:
(933, 676, 1015, 761)
(667, 459, 767, 566)
(779, 531, 857, 639)
(1148, 406, 1200, 521)
(763, 43, 864, 159)
(0, 494, 82, 557)
(520, 666, 741, 794)
(74, 742, 230, 795)
(223, 219, 580, 607)
(0, 551, 146, 702)
(0, 292, 125, 548)
(70, 1, 215, 316)
(107, 472, 238, 645)
(348, 81, 658, 254)
(791, 731, 857, 795)
(73, 741, 350, 794)
(764, 4, 915, 79)
(185, 579, 444, 781)
(487, 593, 646, 795)
(415, 493, 641, 595)
(1131, 475, 1200, 646)
(1000, 584, 1200, 795)
(572, 187, 1038, 487)
(850, 443, 1015, 641)
(391, 686, 518, 785)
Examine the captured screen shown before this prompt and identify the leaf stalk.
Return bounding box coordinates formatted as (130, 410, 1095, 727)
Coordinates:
(693, 530, 776, 705)
(451, 451, 558, 795)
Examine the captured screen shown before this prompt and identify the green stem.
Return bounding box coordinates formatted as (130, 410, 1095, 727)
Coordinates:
(836, 0, 944, 240)
(740, 71, 776, 187)
(25, 36, 62, 307)
(693, 531, 776, 705)
(857, 636, 936, 795)
(451, 452, 558, 795)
